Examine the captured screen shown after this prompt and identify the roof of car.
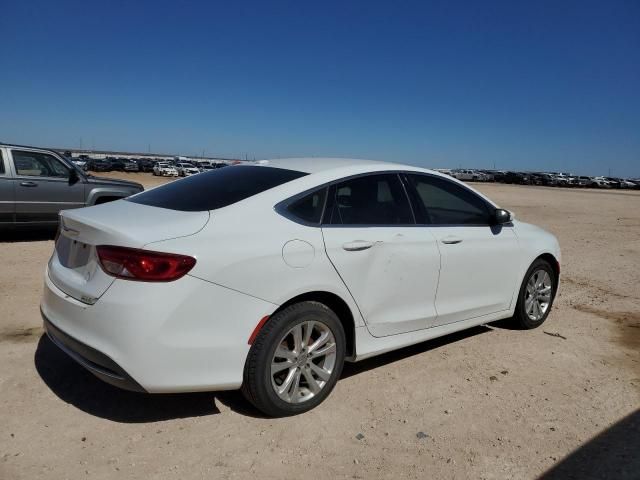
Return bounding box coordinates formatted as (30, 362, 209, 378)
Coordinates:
(253, 157, 431, 175)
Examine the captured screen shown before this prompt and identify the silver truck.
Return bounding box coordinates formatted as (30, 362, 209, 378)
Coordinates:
(0, 143, 143, 226)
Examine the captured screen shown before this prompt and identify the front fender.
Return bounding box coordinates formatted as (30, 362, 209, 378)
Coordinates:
(510, 221, 561, 311)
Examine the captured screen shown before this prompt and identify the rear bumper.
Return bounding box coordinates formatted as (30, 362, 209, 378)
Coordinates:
(40, 268, 277, 393)
(42, 312, 146, 392)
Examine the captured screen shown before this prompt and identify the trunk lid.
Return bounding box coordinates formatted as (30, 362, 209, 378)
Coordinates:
(49, 200, 209, 304)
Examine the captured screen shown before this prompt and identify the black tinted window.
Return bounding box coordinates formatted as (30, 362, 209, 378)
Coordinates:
(407, 174, 491, 225)
(286, 188, 327, 224)
(328, 174, 413, 225)
(128, 166, 306, 211)
(0, 151, 4, 174)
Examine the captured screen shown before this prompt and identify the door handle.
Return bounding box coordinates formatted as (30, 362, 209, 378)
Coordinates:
(441, 236, 463, 245)
(20, 181, 38, 187)
(342, 240, 375, 251)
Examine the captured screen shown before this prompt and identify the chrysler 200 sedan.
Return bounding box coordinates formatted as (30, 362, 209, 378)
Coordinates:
(41, 158, 560, 416)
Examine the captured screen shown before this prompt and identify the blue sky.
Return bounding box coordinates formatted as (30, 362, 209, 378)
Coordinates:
(1, 1, 638, 176)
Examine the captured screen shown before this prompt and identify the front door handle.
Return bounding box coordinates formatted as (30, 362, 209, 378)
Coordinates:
(441, 236, 463, 245)
(342, 240, 375, 252)
(20, 181, 38, 187)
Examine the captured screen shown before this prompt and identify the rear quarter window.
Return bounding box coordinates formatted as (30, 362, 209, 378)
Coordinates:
(278, 187, 328, 225)
(127, 165, 307, 211)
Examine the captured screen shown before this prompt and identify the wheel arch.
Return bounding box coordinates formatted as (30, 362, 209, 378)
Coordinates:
(271, 291, 357, 358)
(93, 195, 125, 205)
(87, 188, 129, 205)
(509, 250, 561, 314)
(536, 252, 560, 281)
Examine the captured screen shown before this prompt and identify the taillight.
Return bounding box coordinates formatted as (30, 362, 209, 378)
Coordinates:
(96, 246, 196, 282)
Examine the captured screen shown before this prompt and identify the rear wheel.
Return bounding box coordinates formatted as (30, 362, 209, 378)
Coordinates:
(242, 301, 345, 417)
(513, 259, 557, 329)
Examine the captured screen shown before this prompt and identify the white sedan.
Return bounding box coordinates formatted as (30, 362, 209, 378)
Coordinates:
(41, 158, 560, 416)
(152, 162, 178, 177)
(175, 162, 200, 177)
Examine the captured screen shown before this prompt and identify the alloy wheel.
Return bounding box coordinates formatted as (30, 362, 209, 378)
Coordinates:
(270, 321, 337, 404)
(524, 269, 553, 321)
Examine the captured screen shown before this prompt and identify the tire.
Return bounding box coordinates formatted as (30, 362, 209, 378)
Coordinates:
(513, 258, 557, 329)
(242, 301, 346, 417)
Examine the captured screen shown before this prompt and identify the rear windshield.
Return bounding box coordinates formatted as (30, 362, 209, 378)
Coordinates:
(127, 165, 307, 211)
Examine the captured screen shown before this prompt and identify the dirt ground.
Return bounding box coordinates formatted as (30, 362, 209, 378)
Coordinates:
(1, 173, 638, 480)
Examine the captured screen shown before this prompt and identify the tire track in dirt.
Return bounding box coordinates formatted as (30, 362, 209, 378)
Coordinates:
(0, 327, 43, 343)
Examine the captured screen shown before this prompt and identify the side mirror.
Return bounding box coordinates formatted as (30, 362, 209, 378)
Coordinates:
(68, 168, 79, 185)
(492, 208, 512, 225)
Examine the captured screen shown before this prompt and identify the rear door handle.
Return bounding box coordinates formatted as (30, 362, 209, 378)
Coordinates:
(20, 181, 38, 187)
(342, 240, 375, 251)
(441, 236, 463, 245)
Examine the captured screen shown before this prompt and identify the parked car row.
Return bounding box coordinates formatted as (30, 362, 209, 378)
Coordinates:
(71, 155, 230, 176)
(152, 160, 228, 177)
(436, 168, 640, 189)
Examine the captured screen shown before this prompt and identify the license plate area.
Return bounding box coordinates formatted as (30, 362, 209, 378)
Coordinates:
(56, 235, 91, 269)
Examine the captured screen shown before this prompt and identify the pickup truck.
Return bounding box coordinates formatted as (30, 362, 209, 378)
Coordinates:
(0, 143, 143, 226)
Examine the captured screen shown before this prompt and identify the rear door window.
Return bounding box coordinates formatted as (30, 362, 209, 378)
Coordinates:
(128, 165, 307, 211)
(0, 150, 5, 175)
(326, 174, 413, 225)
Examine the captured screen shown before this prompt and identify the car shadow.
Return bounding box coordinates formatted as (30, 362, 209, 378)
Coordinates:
(0, 226, 57, 242)
(341, 325, 492, 379)
(35, 325, 493, 422)
(487, 317, 522, 330)
(539, 409, 640, 480)
(35, 335, 224, 422)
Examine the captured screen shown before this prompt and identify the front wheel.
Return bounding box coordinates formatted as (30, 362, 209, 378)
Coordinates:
(242, 301, 346, 417)
(513, 258, 557, 329)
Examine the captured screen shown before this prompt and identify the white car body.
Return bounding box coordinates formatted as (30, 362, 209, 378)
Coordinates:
(41, 158, 560, 399)
(71, 159, 87, 168)
(618, 179, 635, 189)
(550, 172, 573, 186)
(153, 163, 178, 177)
(451, 169, 487, 181)
(176, 162, 200, 176)
(590, 176, 610, 188)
